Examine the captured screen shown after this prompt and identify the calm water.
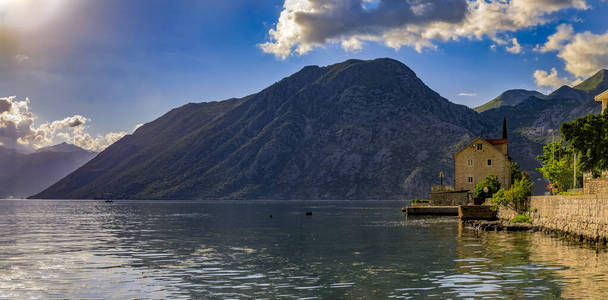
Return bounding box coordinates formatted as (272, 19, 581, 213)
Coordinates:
(1, 200, 608, 299)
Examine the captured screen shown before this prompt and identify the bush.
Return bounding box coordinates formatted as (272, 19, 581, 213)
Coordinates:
(473, 175, 501, 199)
(511, 214, 532, 223)
(411, 199, 430, 204)
(490, 173, 533, 213)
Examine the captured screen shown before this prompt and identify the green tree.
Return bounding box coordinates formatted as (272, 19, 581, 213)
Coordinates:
(536, 141, 581, 192)
(491, 173, 533, 212)
(561, 111, 608, 174)
(473, 175, 501, 199)
(511, 161, 522, 183)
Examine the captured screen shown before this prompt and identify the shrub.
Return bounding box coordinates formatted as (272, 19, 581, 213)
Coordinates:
(473, 175, 501, 199)
(411, 199, 430, 204)
(511, 214, 532, 224)
(490, 173, 533, 213)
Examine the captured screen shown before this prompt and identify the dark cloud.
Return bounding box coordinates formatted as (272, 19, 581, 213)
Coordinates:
(0, 98, 10, 113)
(294, 0, 468, 44)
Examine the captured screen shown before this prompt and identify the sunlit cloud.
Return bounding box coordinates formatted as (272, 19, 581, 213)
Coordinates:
(0, 96, 128, 152)
(260, 0, 588, 59)
(533, 68, 581, 90)
(458, 93, 477, 97)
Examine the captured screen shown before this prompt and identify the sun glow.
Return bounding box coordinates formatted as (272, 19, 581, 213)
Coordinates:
(0, 0, 68, 30)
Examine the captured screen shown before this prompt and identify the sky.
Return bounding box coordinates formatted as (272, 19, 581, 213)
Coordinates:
(1, 0, 607, 152)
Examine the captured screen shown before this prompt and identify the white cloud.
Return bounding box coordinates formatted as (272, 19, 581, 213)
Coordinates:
(506, 38, 522, 54)
(535, 23, 574, 53)
(458, 93, 477, 97)
(260, 0, 588, 59)
(15, 54, 29, 64)
(558, 30, 608, 78)
(533, 68, 581, 90)
(0, 96, 128, 152)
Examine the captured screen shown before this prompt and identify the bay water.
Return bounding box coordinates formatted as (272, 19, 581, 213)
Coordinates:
(1, 200, 608, 299)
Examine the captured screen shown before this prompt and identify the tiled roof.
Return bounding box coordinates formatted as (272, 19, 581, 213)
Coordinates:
(596, 90, 608, 101)
(485, 138, 508, 145)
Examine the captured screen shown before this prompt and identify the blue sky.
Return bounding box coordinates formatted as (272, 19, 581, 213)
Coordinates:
(1, 0, 607, 151)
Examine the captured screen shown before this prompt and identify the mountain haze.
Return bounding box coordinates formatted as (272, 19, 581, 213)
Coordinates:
(0, 143, 97, 198)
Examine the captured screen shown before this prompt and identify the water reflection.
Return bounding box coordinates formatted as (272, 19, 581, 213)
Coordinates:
(0, 200, 607, 298)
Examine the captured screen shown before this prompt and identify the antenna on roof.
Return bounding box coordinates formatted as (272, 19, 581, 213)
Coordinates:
(502, 117, 508, 139)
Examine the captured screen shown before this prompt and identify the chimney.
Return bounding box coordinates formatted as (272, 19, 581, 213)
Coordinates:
(502, 117, 507, 139)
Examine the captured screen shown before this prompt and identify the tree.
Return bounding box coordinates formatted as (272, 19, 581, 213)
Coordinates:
(473, 175, 501, 199)
(561, 111, 608, 174)
(511, 161, 522, 183)
(536, 141, 581, 192)
(491, 173, 533, 212)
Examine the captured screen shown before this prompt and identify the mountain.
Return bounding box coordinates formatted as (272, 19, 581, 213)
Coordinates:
(36, 142, 87, 153)
(479, 70, 605, 194)
(32, 60, 608, 200)
(475, 89, 546, 113)
(34, 58, 495, 200)
(574, 69, 608, 94)
(0, 143, 97, 198)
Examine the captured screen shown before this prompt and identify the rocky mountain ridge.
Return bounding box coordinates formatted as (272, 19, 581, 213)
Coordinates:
(33, 59, 606, 200)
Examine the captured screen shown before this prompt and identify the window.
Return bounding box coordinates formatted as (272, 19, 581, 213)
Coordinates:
(487, 159, 492, 166)
(477, 143, 483, 150)
(467, 176, 473, 183)
(467, 160, 473, 166)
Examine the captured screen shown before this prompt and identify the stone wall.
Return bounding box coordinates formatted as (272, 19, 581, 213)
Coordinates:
(583, 177, 608, 195)
(498, 195, 608, 242)
(429, 190, 471, 206)
(459, 205, 496, 220)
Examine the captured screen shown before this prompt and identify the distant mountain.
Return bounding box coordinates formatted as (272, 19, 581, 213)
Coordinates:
(480, 70, 605, 194)
(475, 89, 546, 113)
(573, 69, 608, 94)
(36, 142, 87, 153)
(33, 60, 608, 200)
(0, 143, 97, 198)
(34, 58, 494, 200)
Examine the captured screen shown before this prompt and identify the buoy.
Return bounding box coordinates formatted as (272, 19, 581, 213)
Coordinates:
(269, 215, 273, 218)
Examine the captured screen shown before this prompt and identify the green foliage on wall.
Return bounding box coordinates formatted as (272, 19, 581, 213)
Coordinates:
(561, 111, 608, 174)
(537, 141, 581, 193)
(473, 175, 501, 199)
(491, 173, 533, 213)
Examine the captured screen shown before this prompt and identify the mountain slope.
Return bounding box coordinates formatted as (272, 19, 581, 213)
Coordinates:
(35, 58, 492, 200)
(475, 89, 546, 113)
(0, 143, 97, 198)
(480, 74, 605, 194)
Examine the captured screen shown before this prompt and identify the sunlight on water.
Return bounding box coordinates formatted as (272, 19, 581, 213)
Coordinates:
(1, 200, 608, 298)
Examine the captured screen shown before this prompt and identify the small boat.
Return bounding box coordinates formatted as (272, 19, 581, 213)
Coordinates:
(104, 200, 114, 203)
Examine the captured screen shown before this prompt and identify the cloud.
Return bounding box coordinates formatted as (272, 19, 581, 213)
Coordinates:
(260, 0, 588, 59)
(535, 23, 574, 53)
(533, 68, 581, 90)
(15, 53, 29, 64)
(0, 96, 127, 152)
(458, 93, 477, 97)
(506, 38, 522, 54)
(558, 30, 608, 78)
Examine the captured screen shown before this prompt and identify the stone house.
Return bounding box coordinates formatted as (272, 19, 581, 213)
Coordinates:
(454, 120, 511, 192)
(596, 89, 608, 113)
(429, 119, 511, 205)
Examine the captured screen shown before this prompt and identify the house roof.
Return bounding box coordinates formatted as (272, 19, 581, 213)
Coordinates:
(486, 138, 508, 145)
(453, 137, 507, 157)
(596, 89, 608, 101)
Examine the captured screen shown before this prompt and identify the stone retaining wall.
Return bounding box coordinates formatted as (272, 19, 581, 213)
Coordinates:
(583, 177, 608, 195)
(429, 190, 470, 206)
(498, 195, 608, 242)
